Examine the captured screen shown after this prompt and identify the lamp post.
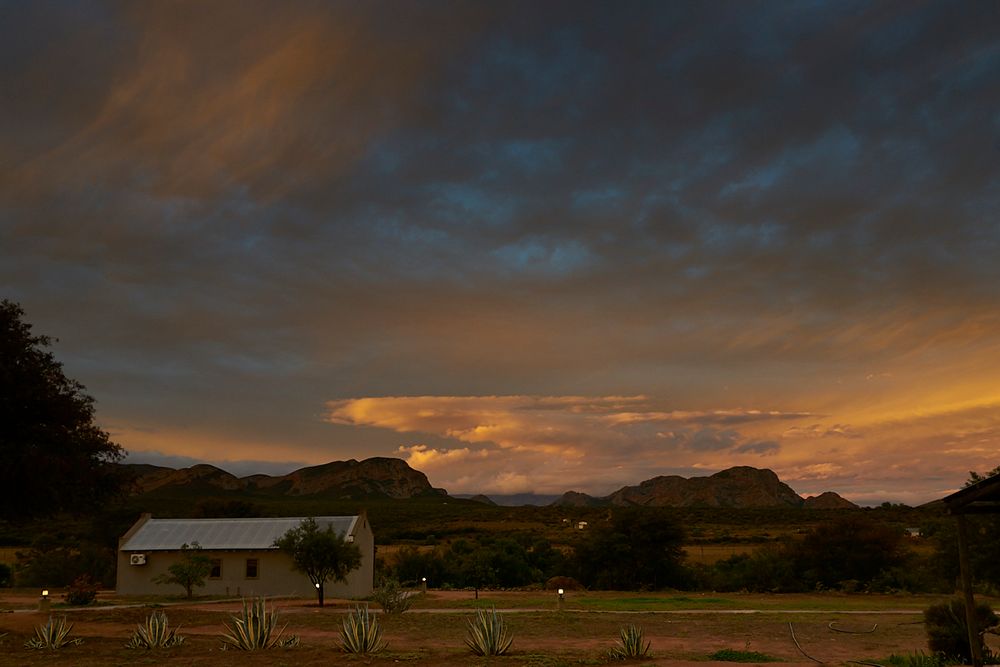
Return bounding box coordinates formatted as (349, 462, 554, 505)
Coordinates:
(39, 589, 50, 614)
(421, 576, 427, 594)
(557, 588, 564, 612)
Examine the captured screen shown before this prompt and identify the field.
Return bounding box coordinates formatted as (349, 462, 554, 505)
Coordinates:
(3, 589, 995, 666)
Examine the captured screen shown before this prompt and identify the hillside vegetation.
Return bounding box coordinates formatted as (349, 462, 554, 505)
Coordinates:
(2, 458, 995, 598)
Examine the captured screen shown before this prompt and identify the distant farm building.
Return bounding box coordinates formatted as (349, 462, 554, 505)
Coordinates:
(116, 513, 374, 598)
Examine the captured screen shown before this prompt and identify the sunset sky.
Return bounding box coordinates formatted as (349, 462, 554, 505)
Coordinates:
(3, 1, 999, 505)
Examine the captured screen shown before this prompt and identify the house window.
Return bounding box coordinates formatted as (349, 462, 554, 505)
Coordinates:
(245, 558, 259, 579)
(209, 559, 222, 579)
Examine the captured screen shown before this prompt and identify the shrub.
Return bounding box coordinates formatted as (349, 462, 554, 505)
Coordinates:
(885, 651, 950, 667)
(371, 576, 412, 614)
(465, 607, 512, 656)
(545, 575, 583, 591)
(924, 598, 999, 662)
(125, 611, 184, 649)
(24, 616, 82, 650)
(220, 598, 299, 650)
(63, 574, 99, 606)
(0, 563, 11, 587)
(340, 604, 386, 654)
(609, 624, 650, 660)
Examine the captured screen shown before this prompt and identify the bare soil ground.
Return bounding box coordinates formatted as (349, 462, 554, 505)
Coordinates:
(1, 590, 997, 666)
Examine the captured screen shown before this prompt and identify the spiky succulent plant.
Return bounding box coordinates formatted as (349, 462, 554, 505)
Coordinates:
(220, 598, 298, 650)
(125, 610, 185, 649)
(608, 623, 650, 660)
(25, 616, 82, 650)
(341, 604, 387, 654)
(465, 607, 513, 656)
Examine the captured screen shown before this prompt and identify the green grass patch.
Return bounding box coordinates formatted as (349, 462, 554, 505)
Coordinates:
(516, 654, 605, 666)
(882, 652, 951, 667)
(577, 595, 734, 611)
(414, 595, 557, 610)
(709, 648, 781, 662)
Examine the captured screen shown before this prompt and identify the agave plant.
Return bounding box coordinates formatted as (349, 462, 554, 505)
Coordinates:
(220, 598, 299, 650)
(125, 610, 185, 649)
(465, 607, 513, 656)
(340, 604, 387, 654)
(24, 616, 82, 650)
(608, 623, 650, 660)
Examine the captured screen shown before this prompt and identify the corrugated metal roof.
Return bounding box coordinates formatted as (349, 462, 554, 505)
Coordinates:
(121, 516, 358, 551)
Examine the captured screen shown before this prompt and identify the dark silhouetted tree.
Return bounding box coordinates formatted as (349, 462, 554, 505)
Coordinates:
(0, 299, 128, 520)
(274, 518, 361, 606)
(792, 514, 910, 589)
(574, 509, 687, 590)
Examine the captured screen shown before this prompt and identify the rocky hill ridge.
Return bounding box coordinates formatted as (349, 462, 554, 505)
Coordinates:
(553, 466, 857, 509)
(126, 458, 856, 508)
(126, 456, 446, 500)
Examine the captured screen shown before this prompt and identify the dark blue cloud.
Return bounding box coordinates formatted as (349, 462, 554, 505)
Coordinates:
(2, 0, 999, 494)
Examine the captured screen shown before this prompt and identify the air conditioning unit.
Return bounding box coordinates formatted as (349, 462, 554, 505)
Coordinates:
(130, 554, 147, 566)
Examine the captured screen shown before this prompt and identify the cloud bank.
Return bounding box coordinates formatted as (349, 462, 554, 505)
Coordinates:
(327, 395, 1000, 502)
(3, 1, 999, 504)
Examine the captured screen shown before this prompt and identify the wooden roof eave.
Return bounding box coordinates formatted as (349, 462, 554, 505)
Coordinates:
(942, 476, 1000, 515)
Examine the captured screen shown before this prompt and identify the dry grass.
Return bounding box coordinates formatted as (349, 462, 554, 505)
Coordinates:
(2, 591, 993, 666)
(0, 547, 19, 567)
(683, 543, 761, 564)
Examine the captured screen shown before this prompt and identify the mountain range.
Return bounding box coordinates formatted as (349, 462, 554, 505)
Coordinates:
(125, 458, 856, 509)
(126, 456, 447, 500)
(550, 466, 857, 509)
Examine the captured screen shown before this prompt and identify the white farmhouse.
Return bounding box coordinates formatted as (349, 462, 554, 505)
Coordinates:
(117, 513, 374, 599)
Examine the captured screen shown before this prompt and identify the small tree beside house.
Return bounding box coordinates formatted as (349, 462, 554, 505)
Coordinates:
(153, 542, 212, 598)
(274, 517, 361, 606)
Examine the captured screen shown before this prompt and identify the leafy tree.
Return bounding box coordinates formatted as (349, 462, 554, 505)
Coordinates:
(526, 537, 567, 580)
(966, 465, 1000, 486)
(390, 544, 446, 587)
(791, 514, 910, 590)
(459, 548, 498, 598)
(153, 542, 212, 598)
(274, 517, 362, 606)
(14, 538, 116, 588)
(0, 299, 128, 520)
(701, 544, 800, 592)
(574, 509, 687, 590)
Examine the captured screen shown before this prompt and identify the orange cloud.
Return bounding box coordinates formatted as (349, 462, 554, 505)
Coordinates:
(10, 2, 492, 202)
(326, 395, 1000, 502)
(326, 395, 823, 494)
(110, 421, 317, 470)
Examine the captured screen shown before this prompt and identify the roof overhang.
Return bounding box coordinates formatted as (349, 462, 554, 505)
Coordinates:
(941, 475, 1000, 515)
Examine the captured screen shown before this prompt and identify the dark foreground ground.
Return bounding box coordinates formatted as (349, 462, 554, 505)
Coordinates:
(1, 590, 996, 666)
